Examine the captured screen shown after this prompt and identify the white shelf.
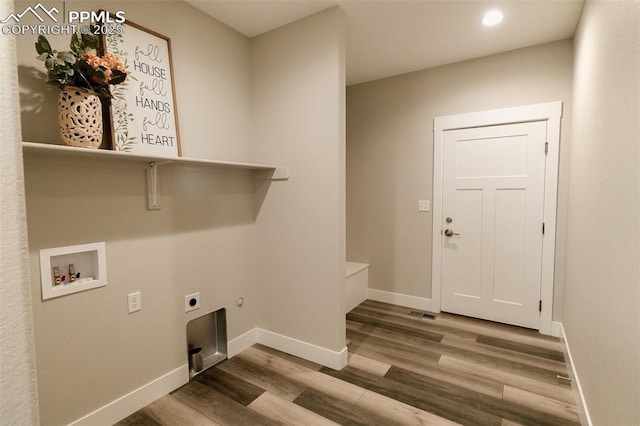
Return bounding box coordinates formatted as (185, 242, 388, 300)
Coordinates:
(22, 141, 285, 173)
(346, 261, 369, 279)
(22, 141, 289, 210)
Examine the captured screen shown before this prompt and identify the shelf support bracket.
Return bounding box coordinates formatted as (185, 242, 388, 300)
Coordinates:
(146, 161, 173, 210)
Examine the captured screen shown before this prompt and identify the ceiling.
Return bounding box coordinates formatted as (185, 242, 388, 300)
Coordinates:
(186, 1, 584, 86)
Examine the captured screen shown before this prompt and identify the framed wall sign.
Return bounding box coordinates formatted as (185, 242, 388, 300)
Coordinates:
(104, 19, 182, 157)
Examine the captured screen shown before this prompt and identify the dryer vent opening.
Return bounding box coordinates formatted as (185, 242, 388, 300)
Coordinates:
(187, 307, 227, 379)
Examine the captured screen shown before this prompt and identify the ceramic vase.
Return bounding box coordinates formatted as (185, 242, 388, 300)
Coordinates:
(58, 87, 103, 148)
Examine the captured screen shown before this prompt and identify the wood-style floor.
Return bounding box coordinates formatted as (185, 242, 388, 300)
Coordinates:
(116, 300, 580, 425)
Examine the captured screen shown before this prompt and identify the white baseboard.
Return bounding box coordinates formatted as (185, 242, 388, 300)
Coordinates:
(557, 322, 593, 426)
(229, 327, 347, 370)
(367, 288, 433, 312)
(551, 321, 562, 338)
(69, 364, 188, 426)
(257, 328, 348, 370)
(72, 327, 347, 425)
(227, 328, 258, 357)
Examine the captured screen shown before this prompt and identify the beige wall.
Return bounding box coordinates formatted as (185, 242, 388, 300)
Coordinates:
(347, 40, 573, 320)
(19, 0, 253, 163)
(24, 162, 259, 425)
(18, 2, 259, 424)
(252, 7, 347, 352)
(563, 1, 640, 423)
(19, 2, 347, 424)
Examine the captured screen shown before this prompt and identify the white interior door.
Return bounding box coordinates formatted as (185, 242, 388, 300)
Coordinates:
(441, 121, 547, 329)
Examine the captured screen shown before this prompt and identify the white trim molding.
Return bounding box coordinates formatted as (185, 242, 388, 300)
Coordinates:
(228, 327, 347, 370)
(557, 323, 593, 426)
(227, 328, 259, 358)
(256, 329, 348, 370)
(69, 364, 188, 426)
(432, 101, 562, 335)
(367, 289, 433, 312)
(71, 326, 348, 425)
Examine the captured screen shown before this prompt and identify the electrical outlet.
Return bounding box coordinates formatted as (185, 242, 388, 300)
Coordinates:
(128, 291, 141, 313)
(418, 200, 430, 212)
(185, 292, 200, 312)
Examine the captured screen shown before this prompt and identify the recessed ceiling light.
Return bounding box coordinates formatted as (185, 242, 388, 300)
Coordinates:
(482, 9, 504, 26)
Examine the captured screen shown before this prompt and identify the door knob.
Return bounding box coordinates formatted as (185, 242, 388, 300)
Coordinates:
(444, 229, 460, 237)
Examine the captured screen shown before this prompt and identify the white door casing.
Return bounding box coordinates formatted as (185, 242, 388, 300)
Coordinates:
(432, 102, 562, 335)
(441, 122, 546, 329)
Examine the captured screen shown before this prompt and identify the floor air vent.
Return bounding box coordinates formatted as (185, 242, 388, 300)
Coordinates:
(409, 311, 436, 320)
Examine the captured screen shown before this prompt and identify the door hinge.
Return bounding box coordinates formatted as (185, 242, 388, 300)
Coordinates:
(542, 222, 545, 234)
(539, 300, 542, 312)
(545, 142, 549, 155)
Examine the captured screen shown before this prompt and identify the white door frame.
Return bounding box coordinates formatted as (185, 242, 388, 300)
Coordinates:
(432, 102, 562, 335)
